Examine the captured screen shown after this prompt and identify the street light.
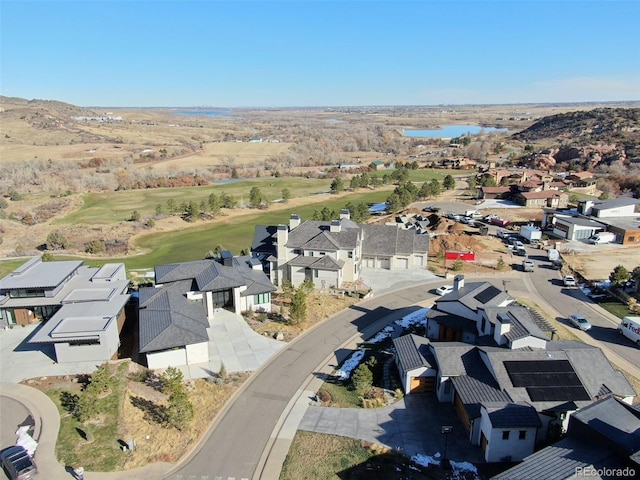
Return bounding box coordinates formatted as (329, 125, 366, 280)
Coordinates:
(441, 425, 453, 463)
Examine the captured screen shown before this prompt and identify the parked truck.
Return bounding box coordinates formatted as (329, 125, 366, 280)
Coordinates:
(547, 248, 559, 261)
(588, 231, 616, 244)
(618, 316, 640, 346)
(519, 225, 542, 244)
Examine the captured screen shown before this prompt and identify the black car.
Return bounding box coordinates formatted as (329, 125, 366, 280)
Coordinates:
(0, 445, 38, 480)
(422, 206, 440, 213)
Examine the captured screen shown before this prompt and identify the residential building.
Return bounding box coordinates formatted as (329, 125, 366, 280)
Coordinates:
(138, 253, 276, 369)
(394, 336, 636, 462)
(0, 258, 130, 363)
(251, 211, 429, 288)
(492, 396, 640, 479)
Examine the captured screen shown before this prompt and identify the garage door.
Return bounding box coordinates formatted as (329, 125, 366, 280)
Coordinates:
(410, 376, 435, 393)
(397, 258, 409, 269)
(380, 258, 391, 269)
(364, 257, 375, 268)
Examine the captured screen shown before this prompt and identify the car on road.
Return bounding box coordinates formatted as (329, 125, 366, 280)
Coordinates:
(422, 206, 440, 213)
(563, 275, 577, 287)
(522, 259, 535, 272)
(435, 285, 454, 296)
(1, 445, 38, 480)
(569, 313, 592, 331)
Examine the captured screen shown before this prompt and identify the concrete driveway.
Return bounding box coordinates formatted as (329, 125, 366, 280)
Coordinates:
(299, 394, 484, 463)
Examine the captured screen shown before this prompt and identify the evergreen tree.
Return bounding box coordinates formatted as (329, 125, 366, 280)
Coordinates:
(289, 288, 307, 325)
(282, 188, 291, 203)
(350, 363, 373, 394)
(330, 178, 344, 193)
(443, 174, 456, 190)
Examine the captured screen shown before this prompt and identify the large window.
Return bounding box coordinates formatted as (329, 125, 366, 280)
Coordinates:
(211, 290, 232, 308)
(253, 293, 270, 305)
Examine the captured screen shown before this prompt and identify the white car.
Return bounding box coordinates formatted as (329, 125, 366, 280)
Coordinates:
(435, 285, 454, 296)
(563, 275, 576, 287)
(569, 313, 592, 331)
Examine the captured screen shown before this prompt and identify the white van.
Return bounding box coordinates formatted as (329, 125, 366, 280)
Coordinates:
(618, 316, 640, 346)
(588, 232, 616, 244)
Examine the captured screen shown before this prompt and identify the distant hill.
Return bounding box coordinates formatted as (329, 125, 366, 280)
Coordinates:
(511, 107, 640, 171)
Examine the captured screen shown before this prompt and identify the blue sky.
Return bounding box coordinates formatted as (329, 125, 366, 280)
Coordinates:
(1, 1, 639, 107)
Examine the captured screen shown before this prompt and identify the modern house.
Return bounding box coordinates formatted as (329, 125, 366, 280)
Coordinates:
(512, 190, 569, 208)
(543, 197, 640, 244)
(138, 253, 276, 369)
(425, 275, 552, 346)
(492, 396, 640, 479)
(252, 211, 429, 288)
(0, 258, 130, 363)
(394, 336, 636, 462)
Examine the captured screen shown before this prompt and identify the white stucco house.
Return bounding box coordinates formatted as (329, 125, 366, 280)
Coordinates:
(138, 253, 276, 370)
(0, 258, 130, 363)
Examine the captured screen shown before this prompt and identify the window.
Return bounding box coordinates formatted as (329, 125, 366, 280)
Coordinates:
(314, 269, 318, 278)
(519, 430, 526, 440)
(444, 380, 451, 394)
(309, 251, 314, 257)
(480, 317, 486, 334)
(348, 251, 353, 259)
(502, 431, 510, 440)
(320, 252, 326, 256)
(253, 293, 270, 304)
(629, 236, 635, 242)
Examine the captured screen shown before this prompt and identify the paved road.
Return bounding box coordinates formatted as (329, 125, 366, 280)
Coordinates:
(168, 283, 437, 480)
(522, 246, 640, 369)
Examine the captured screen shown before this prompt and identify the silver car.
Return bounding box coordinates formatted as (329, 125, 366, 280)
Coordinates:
(569, 313, 592, 331)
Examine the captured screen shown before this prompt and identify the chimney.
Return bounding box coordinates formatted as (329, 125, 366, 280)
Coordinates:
(289, 214, 301, 229)
(340, 209, 351, 220)
(277, 224, 289, 252)
(220, 250, 233, 267)
(542, 181, 550, 191)
(330, 219, 341, 233)
(453, 274, 465, 291)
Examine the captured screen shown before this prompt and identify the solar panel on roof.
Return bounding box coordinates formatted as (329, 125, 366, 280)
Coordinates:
(473, 285, 502, 304)
(527, 386, 591, 402)
(504, 360, 591, 402)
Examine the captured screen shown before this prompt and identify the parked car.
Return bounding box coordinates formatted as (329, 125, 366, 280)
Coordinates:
(1, 445, 38, 480)
(422, 206, 440, 213)
(435, 285, 454, 296)
(569, 313, 592, 331)
(522, 259, 535, 272)
(563, 275, 576, 287)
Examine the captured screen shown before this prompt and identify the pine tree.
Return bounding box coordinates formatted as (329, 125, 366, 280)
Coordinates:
(289, 288, 307, 325)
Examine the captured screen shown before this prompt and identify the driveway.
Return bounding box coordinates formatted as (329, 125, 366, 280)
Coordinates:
(299, 395, 483, 463)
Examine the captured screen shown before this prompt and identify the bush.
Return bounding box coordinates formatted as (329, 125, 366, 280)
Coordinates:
(85, 240, 106, 254)
(350, 363, 373, 394)
(317, 389, 332, 405)
(46, 230, 68, 250)
(451, 260, 464, 271)
(85, 366, 111, 396)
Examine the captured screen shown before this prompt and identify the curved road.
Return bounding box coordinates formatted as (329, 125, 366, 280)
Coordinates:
(169, 283, 436, 480)
(168, 245, 640, 480)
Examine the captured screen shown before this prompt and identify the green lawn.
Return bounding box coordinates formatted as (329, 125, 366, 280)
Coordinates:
(55, 177, 333, 225)
(597, 300, 634, 319)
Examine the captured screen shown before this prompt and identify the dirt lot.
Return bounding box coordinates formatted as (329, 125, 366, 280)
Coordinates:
(560, 243, 640, 281)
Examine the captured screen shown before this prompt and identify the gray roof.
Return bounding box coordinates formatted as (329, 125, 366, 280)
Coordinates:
(436, 281, 513, 312)
(0, 258, 84, 290)
(251, 225, 278, 256)
(554, 214, 606, 228)
(29, 286, 130, 344)
(571, 396, 640, 454)
(479, 342, 636, 410)
(393, 334, 434, 372)
(286, 220, 361, 251)
(483, 402, 542, 428)
(233, 256, 277, 296)
(286, 254, 344, 271)
(155, 259, 244, 291)
(547, 341, 636, 399)
(591, 197, 640, 211)
(362, 224, 429, 256)
(430, 342, 476, 376)
(427, 309, 477, 332)
(490, 436, 622, 480)
(138, 280, 209, 353)
(482, 306, 549, 342)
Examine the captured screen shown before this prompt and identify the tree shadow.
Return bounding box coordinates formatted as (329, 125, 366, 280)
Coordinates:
(130, 395, 167, 425)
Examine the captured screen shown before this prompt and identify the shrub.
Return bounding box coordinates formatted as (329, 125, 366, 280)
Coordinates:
(451, 260, 464, 271)
(46, 230, 68, 250)
(86, 240, 106, 254)
(85, 366, 111, 396)
(317, 390, 331, 405)
(350, 363, 373, 394)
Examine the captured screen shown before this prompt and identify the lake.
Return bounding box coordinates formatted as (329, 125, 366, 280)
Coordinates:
(402, 125, 508, 138)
